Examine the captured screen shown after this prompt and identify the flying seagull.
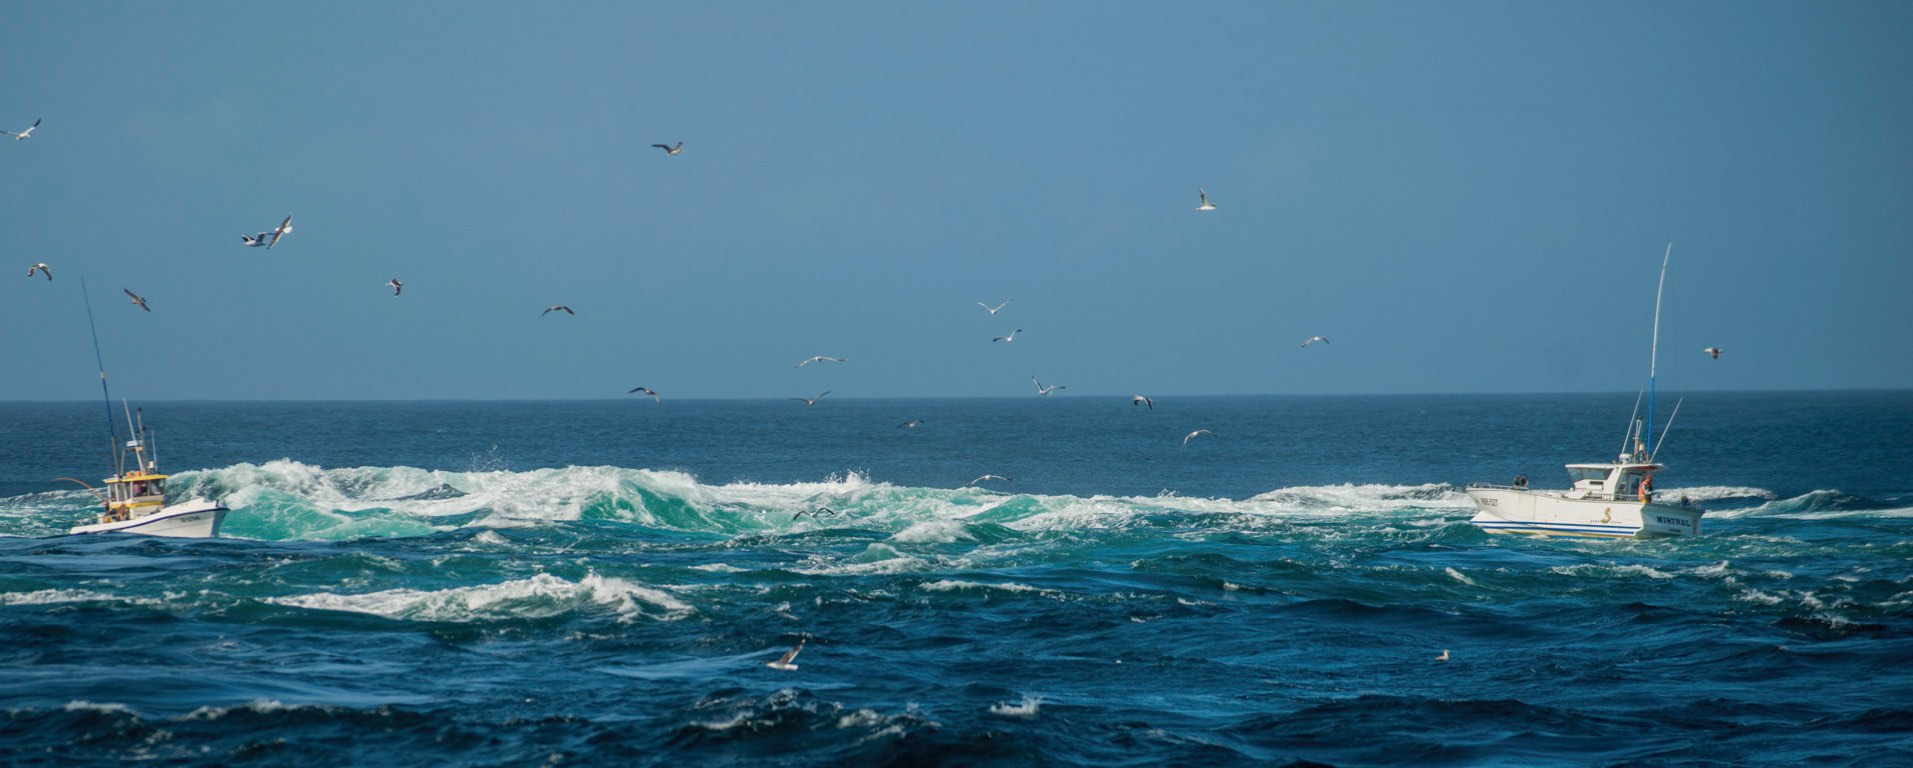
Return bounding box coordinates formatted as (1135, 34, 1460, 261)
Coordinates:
(628, 386, 660, 403)
(541, 305, 575, 316)
(794, 356, 845, 368)
(993, 329, 1022, 343)
(386, 278, 403, 296)
(793, 506, 840, 521)
(1196, 188, 1216, 211)
(976, 300, 1013, 316)
(26, 263, 51, 281)
(123, 288, 150, 312)
(652, 142, 683, 156)
(3, 118, 40, 141)
(266, 215, 293, 249)
(965, 474, 1012, 487)
(1300, 336, 1329, 349)
(791, 390, 830, 406)
(1032, 376, 1065, 396)
(1436, 649, 1450, 662)
(1131, 394, 1153, 410)
(897, 418, 922, 429)
(1703, 347, 1722, 359)
(766, 639, 804, 671)
(1183, 429, 1214, 447)
(240, 232, 271, 247)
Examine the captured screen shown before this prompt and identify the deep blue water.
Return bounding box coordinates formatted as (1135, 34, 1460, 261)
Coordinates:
(2, 392, 1910, 766)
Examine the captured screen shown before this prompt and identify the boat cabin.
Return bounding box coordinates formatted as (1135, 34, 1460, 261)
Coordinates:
(1563, 462, 1660, 502)
(103, 472, 168, 521)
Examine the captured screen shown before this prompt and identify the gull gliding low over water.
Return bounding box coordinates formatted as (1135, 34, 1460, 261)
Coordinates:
(1183, 429, 1214, 447)
(791, 391, 830, 406)
(26, 263, 51, 281)
(3, 118, 40, 141)
(628, 386, 659, 403)
(965, 474, 1012, 487)
(897, 419, 922, 429)
(1032, 376, 1065, 395)
(1131, 395, 1153, 410)
(766, 639, 803, 671)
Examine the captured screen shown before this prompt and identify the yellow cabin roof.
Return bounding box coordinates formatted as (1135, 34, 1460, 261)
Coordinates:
(106, 473, 168, 484)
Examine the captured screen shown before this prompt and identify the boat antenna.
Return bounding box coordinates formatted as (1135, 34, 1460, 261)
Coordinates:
(79, 278, 119, 473)
(1646, 242, 1671, 461)
(1650, 397, 1684, 462)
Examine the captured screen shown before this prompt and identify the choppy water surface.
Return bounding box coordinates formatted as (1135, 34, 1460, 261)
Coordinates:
(3, 393, 1909, 766)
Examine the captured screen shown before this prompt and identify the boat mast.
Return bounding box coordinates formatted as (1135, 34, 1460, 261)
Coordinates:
(79, 279, 120, 475)
(1645, 242, 1671, 462)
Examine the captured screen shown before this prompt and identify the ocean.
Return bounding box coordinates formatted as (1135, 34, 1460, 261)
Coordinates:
(2, 392, 1909, 766)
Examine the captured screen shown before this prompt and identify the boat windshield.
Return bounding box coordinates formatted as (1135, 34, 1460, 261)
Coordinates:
(1567, 467, 1609, 484)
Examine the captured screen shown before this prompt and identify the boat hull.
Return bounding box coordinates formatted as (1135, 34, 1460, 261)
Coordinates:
(1465, 488, 1702, 539)
(70, 499, 228, 538)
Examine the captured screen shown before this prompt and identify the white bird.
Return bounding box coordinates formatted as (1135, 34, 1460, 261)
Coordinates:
(386, 278, 403, 296)
(898, 419, 922, 429)
(628, 386, 660, 402)
(766, 639, 804, 671)
(1131, 395, 1153, 410)
(542, 305, 575, 316)
(1196, 188, 1216, 211)
(266, 215, 293, 249)
(3, 118, 40, 141)
(123, 288, 150, 312)
(965, 474, 1012, 487)
(652, 141, 683, 156)
(1032, 376, 1065, 395)
(26, 263, 51, 281)
(240, 232, 271, 247)
(1300, 336, 1329, 349)
(1183, 429, 1214, 447)
(791, 391, 830, 406)
(1704, 347, 1722, 359)
(1436, 649, 1450, 662)
(993, 329, 1023, 343)
(794, 356, 845, 368)
(976, 300, 1013, 316)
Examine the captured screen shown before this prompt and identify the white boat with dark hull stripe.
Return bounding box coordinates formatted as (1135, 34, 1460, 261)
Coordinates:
(1465, 244, 1706, 539)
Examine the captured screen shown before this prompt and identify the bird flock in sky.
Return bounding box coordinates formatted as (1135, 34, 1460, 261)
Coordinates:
(11, 119, 1726, 444)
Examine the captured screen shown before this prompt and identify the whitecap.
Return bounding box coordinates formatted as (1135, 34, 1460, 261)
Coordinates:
(988, 696, 1042, 717)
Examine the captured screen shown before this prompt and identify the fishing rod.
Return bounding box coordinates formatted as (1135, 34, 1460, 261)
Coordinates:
(79, 278, 120, 474)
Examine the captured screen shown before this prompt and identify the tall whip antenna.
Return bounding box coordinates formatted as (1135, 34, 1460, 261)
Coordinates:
(79, 278, 119, 471)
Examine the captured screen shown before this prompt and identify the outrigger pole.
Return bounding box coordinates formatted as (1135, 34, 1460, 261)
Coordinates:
(1646, 242, 1671, 461)
(79, 278, 119, 474)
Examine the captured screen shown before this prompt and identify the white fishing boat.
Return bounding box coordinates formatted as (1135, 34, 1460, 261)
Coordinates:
(61, 280, 229, 538)
(67, 409, 229, 538)
(1466, 244, 1706, 539)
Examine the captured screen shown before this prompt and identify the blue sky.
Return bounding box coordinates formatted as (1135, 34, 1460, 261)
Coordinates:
(3, 2, 1909, 400)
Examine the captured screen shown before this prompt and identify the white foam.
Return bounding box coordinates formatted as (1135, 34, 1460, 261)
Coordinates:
(1, 589, 140, 607)
(988, 696, 1042, 717)
(270, 573, 691, 623)
(920, 580, 1042, 594)
(1444, 567, 1478, 586)
(1550, 563, 1675, 580)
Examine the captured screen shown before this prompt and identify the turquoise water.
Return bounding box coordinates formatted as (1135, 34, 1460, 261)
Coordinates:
(2, 393, 1910, 765)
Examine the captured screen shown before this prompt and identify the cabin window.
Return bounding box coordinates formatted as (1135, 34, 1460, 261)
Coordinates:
(1568, 468, 1608, 484)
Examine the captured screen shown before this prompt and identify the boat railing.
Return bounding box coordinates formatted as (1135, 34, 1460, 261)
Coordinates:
(1466, 483, 1699, 508)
